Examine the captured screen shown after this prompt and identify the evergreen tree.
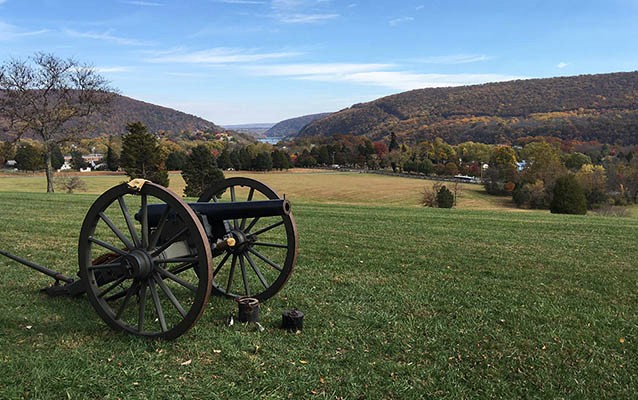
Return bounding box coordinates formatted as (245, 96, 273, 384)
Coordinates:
(50, 144, 65, 170)
(15, 143, 44, 172)
(550, 175, 587, 215)
(182, 144, 225, 198)
(239, 148, 252, 170)
(105, 136, 120, 171)
(253, 151, 273, 171)
(165, 150, 187, 171)
(217, 148, 232, 170)
(230, 149, 242, 170)
(436, 185, 454, 208)
(120, 122, 169, 186)
(106, 145, 120, 171)
(70, 150, 87, 170)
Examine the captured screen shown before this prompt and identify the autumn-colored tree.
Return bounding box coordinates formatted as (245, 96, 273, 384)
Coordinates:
(484, 145, 518, 195)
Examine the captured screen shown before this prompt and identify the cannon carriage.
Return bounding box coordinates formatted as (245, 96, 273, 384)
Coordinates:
(0, 177, 298, 339)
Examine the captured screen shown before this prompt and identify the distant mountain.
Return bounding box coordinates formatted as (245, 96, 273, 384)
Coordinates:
(298, 71, 638, 145)
(265, 112, 332, 137)
(92, 95, 226, 136)
(223, 123, 274, 137)
(0, 93, 260, 143)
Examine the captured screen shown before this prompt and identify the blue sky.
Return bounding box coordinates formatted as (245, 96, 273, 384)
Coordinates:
(1, 0, 637, 125)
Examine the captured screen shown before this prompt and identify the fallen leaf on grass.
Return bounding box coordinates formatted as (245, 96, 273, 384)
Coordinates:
(181, 359, 192, 366)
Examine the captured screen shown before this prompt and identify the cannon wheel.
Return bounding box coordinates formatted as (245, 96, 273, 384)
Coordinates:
(79, 181, 213, 339)
(199, 177, 298, 301)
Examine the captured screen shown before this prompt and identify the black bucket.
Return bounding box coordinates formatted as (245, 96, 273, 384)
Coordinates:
(281, 309, 304, 332)
(236, 297, 259, 323)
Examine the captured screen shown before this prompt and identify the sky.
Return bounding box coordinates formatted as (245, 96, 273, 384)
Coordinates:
(1, 0, 637, 125)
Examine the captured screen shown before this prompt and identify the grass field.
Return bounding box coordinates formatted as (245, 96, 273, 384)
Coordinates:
(0, 169, 517, 210)
(0, 172, 636, 399)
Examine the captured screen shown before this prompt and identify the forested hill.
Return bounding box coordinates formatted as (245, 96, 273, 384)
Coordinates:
(265, 112, 332, 137)
(298, 71, 638, 145)
(91, 95, 225, 137)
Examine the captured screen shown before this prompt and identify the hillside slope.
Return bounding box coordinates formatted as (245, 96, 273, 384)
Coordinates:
(0, 93, 234, 141)
(265, 112, 332, 137)
(298, 71, 638, 144)
(92, 95, 225, 136)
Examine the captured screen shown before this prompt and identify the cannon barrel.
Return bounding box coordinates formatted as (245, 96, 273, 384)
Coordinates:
(141, 199, 291, 227)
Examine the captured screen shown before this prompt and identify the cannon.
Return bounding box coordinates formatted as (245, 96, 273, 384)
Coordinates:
(0, 177, 298, 339)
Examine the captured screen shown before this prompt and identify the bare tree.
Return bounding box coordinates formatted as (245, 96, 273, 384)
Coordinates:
(0, 52, 117, 192)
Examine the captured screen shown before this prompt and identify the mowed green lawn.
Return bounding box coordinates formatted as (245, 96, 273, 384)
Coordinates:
(0, 172, 636, 399)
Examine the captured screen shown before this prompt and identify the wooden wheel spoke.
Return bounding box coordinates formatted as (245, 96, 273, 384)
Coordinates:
(118, 196, 141, 248)
(89, 237, 129, 257)
(213, 251, 231, 276)
(97, 275, 128, 298)
(98, 212, 134, 250)
(149, 205, 171, 249)
(153, 273, 187, 318)
(244, 217, 260, 234)
(253, 241, 288, 249)
(151, 226, 188, 257)
(141, 193, 149, 249)
(251, 220, 284, 236)
(247, 248, 282, 272)
(239, 254, 250, 296)
(230, 186, 239, 230)
(245, 252, 268, 289)
(156, 266, 197, 292)
(115, 280, 139, 320)
(148, 279, 167, 332)
(88, 262, 124, 271)
(240, 188, 255, 230)
(138, 282, 147, 332)
(226, 255, 237, 293)
(169, 262, 197, 275)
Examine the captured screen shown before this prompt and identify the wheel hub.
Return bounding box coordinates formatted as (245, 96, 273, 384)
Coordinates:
(229, 230, 254, 254)
(125, 249, 154, 279)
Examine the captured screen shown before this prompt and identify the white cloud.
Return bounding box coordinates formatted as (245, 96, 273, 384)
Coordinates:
(557, 62, 568, 69)
(213, 0, 266, 4)
(96, 66, 130, 73)
(277, 13, 339, 23)
(246, 62, 525, 91)
(64, 29, 152, 46)
(147, 47, 300, 64)
(270, 0, 339, 24)
(416, 54, 492, 64)
(389, 16, 414, 26)
(247, 62, 393, 76)
(120, 1, 164, 6)
(0, 21, 48, 40)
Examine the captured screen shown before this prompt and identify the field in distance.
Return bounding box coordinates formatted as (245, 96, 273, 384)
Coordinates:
(0, 169, 521, 211)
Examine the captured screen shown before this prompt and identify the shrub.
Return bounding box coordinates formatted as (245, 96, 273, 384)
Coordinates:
(513, 180, 548, 209)
(550, 175, 587, 215)
(421, 181, 443, 207)
(436, 185, 454, 208)
(56, 176, 88, 194)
